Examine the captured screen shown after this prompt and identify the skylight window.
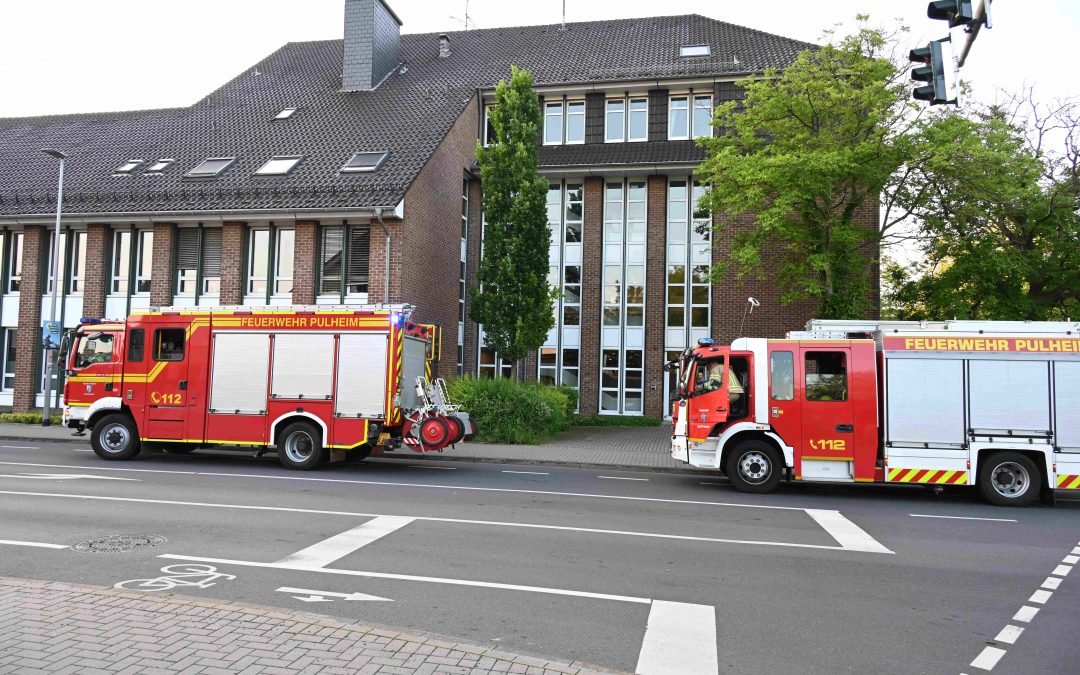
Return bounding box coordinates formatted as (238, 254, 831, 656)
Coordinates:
(680, 45, 711, 57)
(255, 155, 304, 176)
(185, 157, 236, 179)
(274, 107, 297, 121)
(114, 159, 144, 174)
(145, 158, 175, 174)
(340, 151, 389, 173)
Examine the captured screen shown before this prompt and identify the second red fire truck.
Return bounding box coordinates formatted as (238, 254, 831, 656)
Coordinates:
(669, 319, 1080, 506)
(62, 304, 474, 469)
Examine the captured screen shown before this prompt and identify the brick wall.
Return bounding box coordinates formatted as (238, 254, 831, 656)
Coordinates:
(578, 177, 604, 416)
(292, 221, 317, 304)
(220, 222, 245, 305)
(366, 219, 403, 305)
(398, 96, 479, 379)
(462, 179, 482, 375)
(643, 175, 667, 418)
(82, 224, 110, 319)
(149, 223, 176, 307)
(13, 226, 46, 411)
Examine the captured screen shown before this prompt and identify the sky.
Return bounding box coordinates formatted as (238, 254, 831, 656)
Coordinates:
(0, 0, 1077, 119)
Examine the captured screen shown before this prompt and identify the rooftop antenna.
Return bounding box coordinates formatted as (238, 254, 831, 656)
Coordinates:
(560, 0, 566, 30)
(448, 0, 476, 30)
(737, 297, 760, 337)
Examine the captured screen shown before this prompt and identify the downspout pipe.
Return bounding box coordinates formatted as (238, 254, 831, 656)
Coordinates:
(376, 211, 391, 304)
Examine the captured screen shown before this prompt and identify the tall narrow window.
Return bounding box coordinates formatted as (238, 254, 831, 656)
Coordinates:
(176, 228, 220, 297)
(275, 229, 294, 295)
(319, 227, 344, 295)
(319, 225, 370, 301)
(1, 328, 14, 390)
(601, 180, 646, 414)
(110, 231, 131, 294)
(346, 227, 369, 295)
(605, 99, 625, 142)
(669, 96, 690, 139)
(566, 101, 585, 144)
(459, 179, 469, 376)
(628, 98, 648, 141)
(544, 102, 564, 145)
(692, 95, 713, 138)
(200, 229, 222, 295)
(68, 231, 87, 294)
(483, 105, 496, 146)
(7, 232, 23, 293)
(135, 230, 153, 294)
(247, 229, 270, 294)
(247, 227, 294, 299)
(175, 229, 199, 295)
(45, 232, 68, 295)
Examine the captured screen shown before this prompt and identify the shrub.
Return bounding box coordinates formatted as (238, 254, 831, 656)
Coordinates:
(445, 377, 573, 444)
(0, 412, 63, 425)
(571, 415, 663, 427)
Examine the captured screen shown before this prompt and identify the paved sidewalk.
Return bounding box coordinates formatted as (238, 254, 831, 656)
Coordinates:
(0, 423, 691, 472)
(0, 577, 621, 675)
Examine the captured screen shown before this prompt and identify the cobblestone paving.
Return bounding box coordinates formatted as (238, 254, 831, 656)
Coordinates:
(0, 577, 624, 674)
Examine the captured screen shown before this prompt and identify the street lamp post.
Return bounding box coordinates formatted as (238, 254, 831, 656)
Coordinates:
(41, 148, 66, 427)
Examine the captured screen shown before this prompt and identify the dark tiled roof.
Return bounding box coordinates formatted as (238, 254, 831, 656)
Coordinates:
(0, 14, 811, 218)
(539, 141, 706, 169)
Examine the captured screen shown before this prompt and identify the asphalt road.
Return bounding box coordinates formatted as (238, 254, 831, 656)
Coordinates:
(0, 441, 1078, 674)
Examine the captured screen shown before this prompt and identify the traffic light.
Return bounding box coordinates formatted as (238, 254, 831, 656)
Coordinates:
(927, 0, 975, 28)
(909, 38, 958, 105)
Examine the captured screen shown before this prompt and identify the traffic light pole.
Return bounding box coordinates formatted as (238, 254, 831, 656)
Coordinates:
(957, 0, 992, 67)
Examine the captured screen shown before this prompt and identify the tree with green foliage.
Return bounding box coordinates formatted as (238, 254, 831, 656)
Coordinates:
(471, 66, 556, 377)
(885, 93, 1080, 321)
(697, 19, 923, 319)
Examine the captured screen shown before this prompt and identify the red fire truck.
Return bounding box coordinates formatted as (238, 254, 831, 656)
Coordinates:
(669, 319, 1080, 506)
(62, 304, 474, 469)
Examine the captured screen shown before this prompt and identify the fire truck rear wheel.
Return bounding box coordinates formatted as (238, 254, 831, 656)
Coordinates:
(420, 416, 450, 449)
(978, 451, 1040, 507)
(725, 440, 782, 494)
(91, 414, 142, 461)
(277, 421, 327, 471)
(445, 416, 466, 445)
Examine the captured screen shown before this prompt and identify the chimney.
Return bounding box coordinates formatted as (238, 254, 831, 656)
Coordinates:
(342, 0, 402, 92)
(438, 33, 451, 59)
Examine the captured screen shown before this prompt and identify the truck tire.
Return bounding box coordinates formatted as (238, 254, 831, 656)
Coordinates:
(978, 451, 1040, 507)
(420, 416, 450, 450)
(725, 440, 782, 494)
(277, 421, 326, 471)
(445, 415, 466, 445)
(90, 414, 142, 461)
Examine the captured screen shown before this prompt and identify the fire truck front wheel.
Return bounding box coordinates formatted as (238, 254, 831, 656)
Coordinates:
(978, 451, 1041, 507)
(725, 440, 782, 494)
(277, 421, 327, 471)
(90, 414, 142, 461)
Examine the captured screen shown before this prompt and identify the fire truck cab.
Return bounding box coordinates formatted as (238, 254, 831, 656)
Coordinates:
(63, 304, 473, 470)
(670, 319, 1080, 507)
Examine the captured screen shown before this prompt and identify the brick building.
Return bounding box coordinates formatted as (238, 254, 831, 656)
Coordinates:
(0, 1, 877, 417)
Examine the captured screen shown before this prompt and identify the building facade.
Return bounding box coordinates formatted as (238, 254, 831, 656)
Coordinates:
(0, 1, 877, 417)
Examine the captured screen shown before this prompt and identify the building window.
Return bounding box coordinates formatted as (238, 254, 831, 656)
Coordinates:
(669, 96, 690, 140)
(483, 105, 496, 146)
(135, 230, 153, 294)
(340, 152, 388, 174)
(113, 159, 143, 175)
(476, 214, 512, 378)
(275, 229, 295, 296)
(246, 226, 295, 299)
(175, 227, 221, 298)
(664, 179, 712, 407)
(543, 102, 563, 145)
(254, 155, 304, 176)
(319, 225, 370, 300)
(110, 229, 153, 295)
(538, 182, 583, 401)
(606, 97, 647, 143)
(543, 100, 586, 145)
(566, 101, 585, 144)
(68, 231, 86, 294)
(186, 157, 235, 179)
(45, 230, 86, 295)
(680, 44, 711, 57)
(273, 107, 297, 121)
(459, 179, 469, 376)
(6, 232, 23, 293)
(601, 180, 646, 414)
(692, 95, 713, 138)
(145, 159, 174, 174)
(44, 231, 67, 295)
(2, 328, 15, 391)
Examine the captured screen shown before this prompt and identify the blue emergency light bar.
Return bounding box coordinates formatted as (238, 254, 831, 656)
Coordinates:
(697, 337, 716, 347)
(79, 317, 103, 325)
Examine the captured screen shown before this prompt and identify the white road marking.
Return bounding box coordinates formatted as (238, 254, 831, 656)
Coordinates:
(1042, 576, 1062, 590)
(970, 646, 1006, 671)
(162, 553, 653, 604)
(994, 625, 1023, 645)
(909, 514, 1017, 523)
(698, 481, 727, 486)
(276, 587, 391, 603)
(0, 473, 139, 482)
(1051, 565, 1072, 577)
(1012, 606, 1039, 623)
(635, 600, 717, 675)
(0, 539, 67, 549)
(73, 449, 92, 453)
(0, 446, 38, 449)
(275, 517, 414, 569)
(502, 471, 549, 475)
(805, 509, 894, 554)
(1063, 555, 1078, 565)
(408, 465, 456, 470)
(1071, 547, 1080, 556)
(598, 476, 649, 481)
(0, 490, 881, 553)
(1028, 589, 1052, 604)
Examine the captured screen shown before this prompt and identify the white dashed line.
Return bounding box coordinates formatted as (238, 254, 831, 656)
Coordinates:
(909, 514, 1017, 522)
(970, 646, 1006, 671)
(1051, 565, 1072, 577)
(1012, 606, 1039, 623)
(0, 446, 38, 450)
(993, 625, 1023, 645)
(1063, 555, 1079, 565)
(73, 449, 93, 453)
(501, 471, 549, 475)
(0, 539, 68, 549)
(1029, 589, 1052, 604)
(407, 465, 456, 470)
(598, 476, 649, 481)
(1041, 577, 1062, 590)
(699, 481, 727, 485)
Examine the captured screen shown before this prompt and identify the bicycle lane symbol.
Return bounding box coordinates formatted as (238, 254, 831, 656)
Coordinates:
(114, 564, 236, 592)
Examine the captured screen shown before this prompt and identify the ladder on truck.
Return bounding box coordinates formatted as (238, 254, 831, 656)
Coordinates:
(792, 318, 1080, 340)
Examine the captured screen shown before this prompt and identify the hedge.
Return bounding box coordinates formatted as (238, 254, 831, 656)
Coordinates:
(0, 412, 63, 425)
(445, 377, 576, 444)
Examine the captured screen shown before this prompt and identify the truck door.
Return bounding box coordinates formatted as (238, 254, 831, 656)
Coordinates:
(144, 324, 191, 441)
(685, 349, 730, 441)
(798, 348, 855, 473)
(65, 330, 121, 406)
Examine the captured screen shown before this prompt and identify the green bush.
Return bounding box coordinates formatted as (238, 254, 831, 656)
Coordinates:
(0, 412, 62, 425)
(571, 415, 663, 427)
(445, 377, 574, 444)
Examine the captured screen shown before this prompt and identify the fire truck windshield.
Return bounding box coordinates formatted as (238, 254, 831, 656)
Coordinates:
(73, 333, 115, 369)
